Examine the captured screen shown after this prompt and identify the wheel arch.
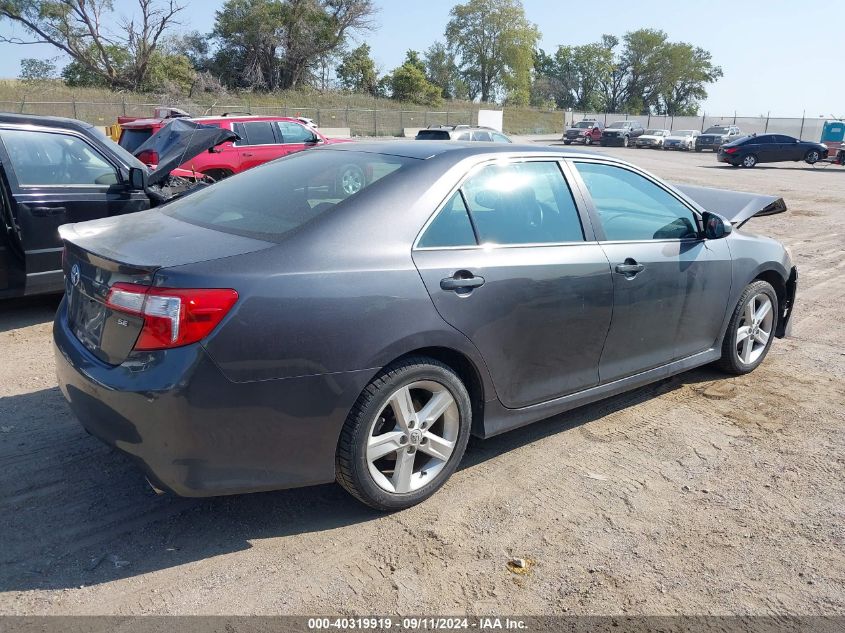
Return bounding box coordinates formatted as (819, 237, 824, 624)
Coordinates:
(753, 266, 796, 338)
(367, 345, 490, 438)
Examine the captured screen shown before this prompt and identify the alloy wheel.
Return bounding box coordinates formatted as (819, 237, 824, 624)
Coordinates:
(735, 293, 774, 365)
(742, 154, 757, 168)
(341, 167, 364, 195)
(366, 381, 460, 494)
(806, 150, 820, 164)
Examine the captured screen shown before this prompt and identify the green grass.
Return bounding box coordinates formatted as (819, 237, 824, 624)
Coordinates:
(0, 80, 565, 135)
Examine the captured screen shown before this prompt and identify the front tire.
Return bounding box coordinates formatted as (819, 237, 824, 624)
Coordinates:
(337, 164, 365, 196)
(716, 281, 778, 375)
(805, 149, 821, 164)
(622, 135, 629, 147)
(584, 136, 592, 146)
(563, 140, 572, 145)
(336, 357, 472, 511)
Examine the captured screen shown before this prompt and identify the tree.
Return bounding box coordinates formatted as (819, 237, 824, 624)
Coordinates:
(596, 34, 629, 113)
(656, 43, 722, 115)
(445, 0, 539, 103)
(424, 41, 463, 100)
(383, 60, 442, 106)
(619, 28, 668, 113)
(336, 42, 377, 94)
(212, 0, 375, 91)
(532, 43, 611, 111)
(0, 0, 185, 90)
(19, 57, 58, 83)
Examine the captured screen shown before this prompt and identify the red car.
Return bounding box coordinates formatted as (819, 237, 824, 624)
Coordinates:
(120, 114, 346, 181)
(562, 119, 604, 145)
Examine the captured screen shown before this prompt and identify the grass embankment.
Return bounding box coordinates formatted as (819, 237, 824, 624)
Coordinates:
(0, 80, 565, 135)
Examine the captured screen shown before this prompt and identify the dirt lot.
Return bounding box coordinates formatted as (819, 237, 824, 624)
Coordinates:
(0, 146, 843, 617)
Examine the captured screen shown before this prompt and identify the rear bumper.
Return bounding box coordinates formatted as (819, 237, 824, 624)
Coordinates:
(53, 298, 372, 497)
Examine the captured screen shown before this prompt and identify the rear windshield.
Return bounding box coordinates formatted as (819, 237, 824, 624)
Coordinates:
(164, 150, 416, 241)
(607, 122, 627, 129)
(416, 130, 451, 140)
(574, 122, 593, 128)
(672, 130, 696, 136)
(119, 128, 154, 153)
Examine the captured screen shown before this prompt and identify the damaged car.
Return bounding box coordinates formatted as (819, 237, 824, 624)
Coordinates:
(0, 113, 236, 298)
(54, 143, 796, 511)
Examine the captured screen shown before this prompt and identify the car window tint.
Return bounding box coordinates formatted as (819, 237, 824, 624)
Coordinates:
(241, 121, 276, 145)
(276, 121, 316, 143)
(574, 162, 698, 241)
(456, 132, 471, 141)
(416, 130, 450, 140)
(1, 129, 119, 187)
(772, 135, 795, 143)
(471, 130, 492, 142)
(418, 191, 477, 248)
(165, 150, 415, 241)
(461, 162, 584, 245)
(491, 133, 510, 143)
(754, 135, 775, 144)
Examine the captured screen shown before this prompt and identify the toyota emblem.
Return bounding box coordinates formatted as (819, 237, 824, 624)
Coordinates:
(70, 264, 80, 287)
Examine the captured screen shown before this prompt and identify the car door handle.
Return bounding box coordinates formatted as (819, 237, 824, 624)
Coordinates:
(614, 260, 645, 276)
(31, 206, 67, 217)
(440, 273, 485, 291)
(241, 152, 254, 157)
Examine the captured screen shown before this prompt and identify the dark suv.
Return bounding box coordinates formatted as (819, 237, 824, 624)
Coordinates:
(695, 125, 742, 152)
(415, 125, 512, 142)
(600, 121, 645, 147)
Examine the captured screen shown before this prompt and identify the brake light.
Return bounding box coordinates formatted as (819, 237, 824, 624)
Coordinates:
(136, 149, 159, 165)
(106, 283, 238, 350)
(724, 147, 739, 154)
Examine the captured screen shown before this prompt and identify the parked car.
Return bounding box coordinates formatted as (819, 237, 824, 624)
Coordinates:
(121, 114, 346, 181)
(415, 125, 512, 143)
(600, 121, 645, 146)
(634, 129, 670, 149)
(54, 142, 797, 510)
(695, 125, 742, 152)
(663, 129, 700, 151)
(718, 134, 829, 168)
(563, 119, 603, 145)
(0, 114, 234, 298)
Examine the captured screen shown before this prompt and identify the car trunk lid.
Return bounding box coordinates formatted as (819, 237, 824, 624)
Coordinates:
(59, 210, 275, 364)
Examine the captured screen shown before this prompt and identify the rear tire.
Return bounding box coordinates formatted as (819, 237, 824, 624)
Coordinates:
(716, 281, 778, 375)
(336, 357, 472, 511)
(741, 154, 758, 168)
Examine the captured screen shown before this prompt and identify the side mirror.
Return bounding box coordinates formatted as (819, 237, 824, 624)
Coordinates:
(128, 167, 147, 191)
(208, 147, 222, 153)
(308, 135, 321, 144)
(703, 211, 732, 239)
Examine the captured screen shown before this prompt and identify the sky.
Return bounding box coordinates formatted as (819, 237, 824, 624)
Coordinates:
(0, 0, 841, 117)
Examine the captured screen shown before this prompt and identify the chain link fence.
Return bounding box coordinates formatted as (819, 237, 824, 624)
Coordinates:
(0, 98, 831, 141)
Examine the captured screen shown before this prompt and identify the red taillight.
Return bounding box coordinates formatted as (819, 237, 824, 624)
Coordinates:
(106, 283, 238, 350)
(724, 147, 739, 154)
(136, 149, 159, 165)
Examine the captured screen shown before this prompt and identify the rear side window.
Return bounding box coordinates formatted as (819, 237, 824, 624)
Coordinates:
(119, 128, 153, 153)
(164, 150, 415, 241)
(240, 121, 277, 145)
(418, 192, 477, 248)
(574, 162, 698, 241)
(461, 162, 584, 245)
(491, 133, 511, 143)
(471, 130, 492, 142)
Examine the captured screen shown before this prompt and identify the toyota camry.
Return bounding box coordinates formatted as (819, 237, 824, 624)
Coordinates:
(54, 142, 797, 511)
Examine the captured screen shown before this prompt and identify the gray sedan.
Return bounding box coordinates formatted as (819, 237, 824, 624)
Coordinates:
(54, 142, 797, 511)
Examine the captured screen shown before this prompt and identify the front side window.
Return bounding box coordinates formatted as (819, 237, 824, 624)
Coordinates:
(165, 150, 414, 241)
(276, 121, 317, 143)
(1, 129, 119, 187)
(574, 162, 699, 241)
(417, 191, 476, 248)
(461, 161, 584, 245)
(491, 132, 511, 143)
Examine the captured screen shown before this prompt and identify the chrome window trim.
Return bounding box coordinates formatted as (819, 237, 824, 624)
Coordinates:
(412, 155, 589, 252)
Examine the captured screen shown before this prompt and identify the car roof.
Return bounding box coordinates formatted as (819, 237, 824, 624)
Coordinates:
(314, 140, 610, 162)
(0, 112, 94, 132)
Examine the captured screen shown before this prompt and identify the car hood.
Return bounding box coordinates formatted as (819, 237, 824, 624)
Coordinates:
(674, 184, 787, 228)
(135, 119, 239, 186)
(665, 135, 690, 141)
(638, 135, 662, 141)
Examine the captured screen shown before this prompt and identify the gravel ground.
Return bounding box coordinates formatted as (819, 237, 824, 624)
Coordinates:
(0, 146, 843, 616)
